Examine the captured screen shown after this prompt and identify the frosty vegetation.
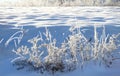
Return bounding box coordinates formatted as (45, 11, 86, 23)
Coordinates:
(5, 26, 27, 48)
(0, 0, 120, 6)
(0, 38, 4, 44)
(10, 25, 120, 75)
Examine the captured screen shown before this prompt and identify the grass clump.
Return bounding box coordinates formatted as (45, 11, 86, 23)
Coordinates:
(11, 25, 120, 75)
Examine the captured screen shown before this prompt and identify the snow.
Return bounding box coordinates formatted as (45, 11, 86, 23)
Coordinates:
(0, 25, 120, 76)
(0, 7, 120, 28)
(0, 7, 120, 76)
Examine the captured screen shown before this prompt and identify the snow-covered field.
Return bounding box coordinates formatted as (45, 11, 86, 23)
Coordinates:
(0, 7, 120, 27)
(0, 7, 120, 76)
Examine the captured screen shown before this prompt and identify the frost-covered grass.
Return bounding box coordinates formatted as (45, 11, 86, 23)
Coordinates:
(5, 26, 27, 48)
(11, 25, 120, 75)
(92, 25, 120, 67)
(0, 7, 120, 76)
(0, 38, 4, 44)
(0, 0, 120, 6)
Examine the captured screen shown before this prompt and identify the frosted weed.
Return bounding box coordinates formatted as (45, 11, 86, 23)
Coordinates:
(11, 25, 120, 74)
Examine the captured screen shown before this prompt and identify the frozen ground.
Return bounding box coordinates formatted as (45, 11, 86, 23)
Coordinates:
(0, 7, 120, 76)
